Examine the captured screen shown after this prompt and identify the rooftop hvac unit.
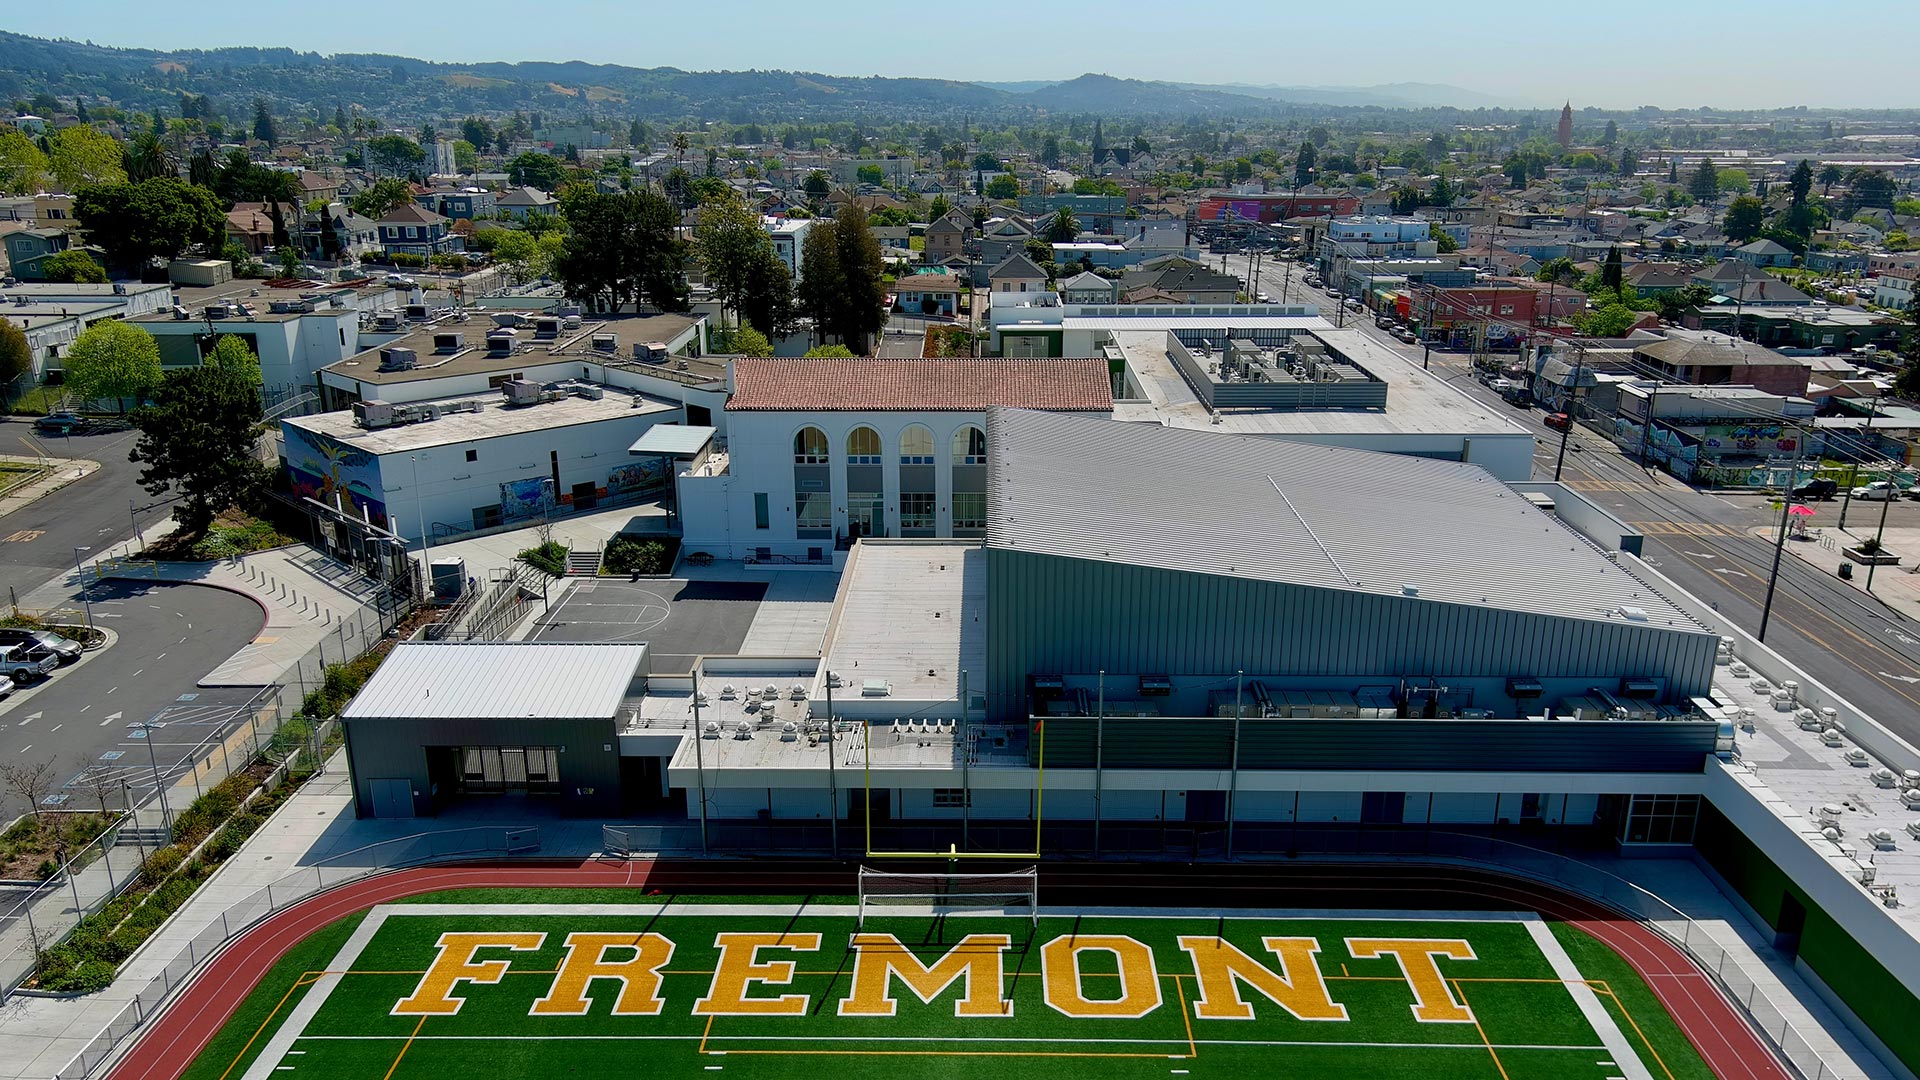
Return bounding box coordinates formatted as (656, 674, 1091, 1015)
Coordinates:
(487, 330, 516, 355)
(204, 302, 233, 319)
(404, 304, 429, 321)
(443, 399, 483, 415)
(562, 314, 582, 330)
(534, 317, 561, 339)
(378, 347, 417, 372)
(633, 341, 669, 364)
(1620, 678, 1661, 699)
(1507, 677, 1545, 699)
(860, 679, 891, 697)
(352, 399, 396, 429)
(501, 379, 544, 405)
(374, 311, 402, 331)
(171, 305, 191, 320)
(490, 312, 526, 328)
(591, 333, 618, 352)
(433, 332, 465, 353)
(571, 382, 604, 400)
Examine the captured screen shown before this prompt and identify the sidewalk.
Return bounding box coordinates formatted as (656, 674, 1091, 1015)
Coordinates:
(1767, 524, 1920, 625)
(0, 455, 99, 519)
(409, 501, 673, 582)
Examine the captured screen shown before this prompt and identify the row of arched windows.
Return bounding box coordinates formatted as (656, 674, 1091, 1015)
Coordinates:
(794, 425, 987, 466)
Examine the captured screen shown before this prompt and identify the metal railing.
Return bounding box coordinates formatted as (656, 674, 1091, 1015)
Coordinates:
(51, 826, 538, 1080)
(0, 577, 414, 1000)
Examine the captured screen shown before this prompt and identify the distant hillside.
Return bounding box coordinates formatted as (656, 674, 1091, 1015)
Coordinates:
(1205, 81, 1526, 110)
(1021, 74, 1279, 115)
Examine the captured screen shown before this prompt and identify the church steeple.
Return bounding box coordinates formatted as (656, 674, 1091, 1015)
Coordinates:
(1557, 102, 1573, 148)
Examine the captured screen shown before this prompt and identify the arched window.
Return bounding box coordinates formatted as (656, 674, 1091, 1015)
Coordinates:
(952, 426, 986, 465)
(899, 425, 935, 465)
(793, 426, 829, 464)
(846, 426, 881, 464)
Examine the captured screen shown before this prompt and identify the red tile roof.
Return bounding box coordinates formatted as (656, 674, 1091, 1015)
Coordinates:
(728, 358, 1113, 413)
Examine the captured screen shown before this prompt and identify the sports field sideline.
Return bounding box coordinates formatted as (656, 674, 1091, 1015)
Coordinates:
(191, 900, 1717, 1080)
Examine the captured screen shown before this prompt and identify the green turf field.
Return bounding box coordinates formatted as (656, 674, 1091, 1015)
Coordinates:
(197, 898, 1712, 1080)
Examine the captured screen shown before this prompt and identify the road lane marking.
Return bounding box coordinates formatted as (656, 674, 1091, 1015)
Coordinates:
(50, 724, 60, 732)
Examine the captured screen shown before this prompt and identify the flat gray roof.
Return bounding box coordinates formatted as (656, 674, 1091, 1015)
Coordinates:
(824, 541, 985, 703)
(1113, 328, 1533, 438)
(984, 407, 1704, 630)
(321, 313, 719, 387)
(342, 642, 647, 720)
(285, 385, 678, 454)
(629, 424, 716, 456)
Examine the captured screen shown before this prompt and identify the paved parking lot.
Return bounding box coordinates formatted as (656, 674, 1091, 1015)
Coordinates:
(529, 579, 767, 672)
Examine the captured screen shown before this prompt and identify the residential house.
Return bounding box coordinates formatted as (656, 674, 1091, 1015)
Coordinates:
(895, 272, 966, 317)
(989, 253, 1049, 297)
(1623, 262, 1695, 295)
(1733, 239, 1794, 268)
(765, 217, 811, 283)
(1873, 269, 1915, 310)
(418, 188, 496, 221)
(496, 186, 559, 221)
(977, 215, 1037, 266)
(1059, 270, 1117, 304)
(2, 228, 93, 280)
(226, 202, 297, 255)
(924, 212, 970, 263)
(1868, 252, 1920, 276)
(298, 172, 341, 205)
(1632, 331, 1812, 397)
(377, 204, 462, 258)
(1803, 249, 1867, 275)
(1117, 259, 1241, 304)
(310, 203, 380, 261)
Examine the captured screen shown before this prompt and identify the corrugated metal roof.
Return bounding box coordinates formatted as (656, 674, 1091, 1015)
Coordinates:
(983, 407, 1704, 630)
(341, 643, 647, 720)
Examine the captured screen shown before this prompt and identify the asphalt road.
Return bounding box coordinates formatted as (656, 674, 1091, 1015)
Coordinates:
(0, 580, 266, 820)
(1205, 256, 1920, 743)
(0, 417, 177, 602)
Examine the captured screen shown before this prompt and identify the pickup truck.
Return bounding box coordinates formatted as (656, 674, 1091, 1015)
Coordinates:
(0, 644, 58, 686)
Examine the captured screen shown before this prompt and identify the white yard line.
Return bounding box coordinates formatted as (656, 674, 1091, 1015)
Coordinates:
(239, 907, 392, 1080)
(1522, 918, 1653, 1080)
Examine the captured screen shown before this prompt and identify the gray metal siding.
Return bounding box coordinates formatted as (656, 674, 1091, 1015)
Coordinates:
(985, 549, 1719, 723)
(1029, 717, 1717, 772)
(344, 714, 622, 817)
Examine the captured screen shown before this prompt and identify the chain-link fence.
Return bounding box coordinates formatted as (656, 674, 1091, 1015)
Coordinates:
(0, 579, 414, 1000)
(50, 826, 537, 1080)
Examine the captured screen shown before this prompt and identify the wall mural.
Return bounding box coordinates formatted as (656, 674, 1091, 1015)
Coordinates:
(607, 459, 667, 495)
(284, 425, 387, 527)
(500, 476, 553, 522)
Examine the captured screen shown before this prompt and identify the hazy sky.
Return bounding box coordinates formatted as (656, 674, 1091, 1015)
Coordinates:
(9, 1, 1915, 109)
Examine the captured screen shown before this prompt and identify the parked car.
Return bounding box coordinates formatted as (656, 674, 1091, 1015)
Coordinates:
(1906, 484, 1920, 501)
(1852, 481, 1899, 501)
(1791, 479, 1839, 501)
(0, 627, 82, 665)
(0, 644, 57, 686)
(1544, 412, 1572, 432)
(34, 412, 87, 435)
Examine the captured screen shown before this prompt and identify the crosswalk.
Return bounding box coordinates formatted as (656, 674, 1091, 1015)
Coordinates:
(1628, 521, 1745, 537)
(1564, 479, 1653, 493)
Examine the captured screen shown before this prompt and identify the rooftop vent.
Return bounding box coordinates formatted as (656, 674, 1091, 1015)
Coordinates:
(1615, 606, 1650, 622)
(633, 342, 669, 364)
(404, 303, 429, 321)
(377, 347, 417, 372)
(533, 316, 561, 339)
(373, 311, 401, 331)
(486, 330, 516, 355)
(590, 333, 618, 352)
(432, 331, 465, 354)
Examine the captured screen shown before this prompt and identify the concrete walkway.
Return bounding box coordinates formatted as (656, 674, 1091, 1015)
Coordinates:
(409, 501, 673, 584)
(0, 456, 99, 520)
(1767, 523, 1920, 625)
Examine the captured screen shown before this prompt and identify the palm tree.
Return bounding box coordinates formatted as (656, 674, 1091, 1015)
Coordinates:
(123, 131, 179, 182)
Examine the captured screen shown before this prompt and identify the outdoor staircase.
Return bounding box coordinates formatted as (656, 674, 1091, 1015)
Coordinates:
(115, 825, 172, 849)
(565, 546, 602, 577)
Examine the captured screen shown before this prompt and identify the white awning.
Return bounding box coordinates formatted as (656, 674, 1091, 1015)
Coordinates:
(628, 424, 716, 457)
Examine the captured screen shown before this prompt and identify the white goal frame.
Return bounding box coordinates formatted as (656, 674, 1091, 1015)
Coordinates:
(856, 865, 1039, 928)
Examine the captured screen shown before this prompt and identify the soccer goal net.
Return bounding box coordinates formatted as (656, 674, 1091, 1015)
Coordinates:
(856, 866, 1040, 928)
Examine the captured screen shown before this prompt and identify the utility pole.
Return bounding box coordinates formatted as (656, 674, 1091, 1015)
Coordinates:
(1552, 344, 1584, 481)
(1837, 400, 1877, 531)
(1758, 435, 1808, 642)
(1866, 475, 1897, 592)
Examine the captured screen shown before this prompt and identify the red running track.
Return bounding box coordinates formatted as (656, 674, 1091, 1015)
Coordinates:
(100, 860, 1792, 1080)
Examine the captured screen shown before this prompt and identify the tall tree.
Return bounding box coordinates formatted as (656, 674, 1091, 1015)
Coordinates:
(129, 364, 269, 534)
(252, 99, 277, 147)
(507, 151, 567, 191)
(551, 188, 689, 314)
(350, 177, 415, 220)
(1722, 195, 1765, 243)
(1818, 163, 1844, 196)
(1687, 160, 1720, 202)
(122, 131, 179, 182)
(1851, 169, 1896, 211)
(460, 116, 493, 150)
(47, 125, 126, 189)
(1293, 140, 1317, 187)
(696, 192, 776, 326)
(364, 134, 426, 178)
(737, 246, 794, 341)
(204, 333, 262, 385)
(1600, 119, 1618, 148)
(0, 319, 32, 403)
(42, 250, 107, 283)
(74, 178, 226, 269)
(62, 321, 162, 414)
(1896, 293, 1920, 400)
(828, 204, 886, 355)
(795, 221, 845, 348)
(1600, 246, 1623, 292)
(0, 130, 49, 194)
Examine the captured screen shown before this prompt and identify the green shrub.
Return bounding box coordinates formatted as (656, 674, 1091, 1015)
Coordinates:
(35, 858, 57, 881)
(388, 252, 427, 268)
(40, 958, 116, 994)
(518, 539, 568, 576)
(601, 535, 674, 576)
(140, 847, 185, 886)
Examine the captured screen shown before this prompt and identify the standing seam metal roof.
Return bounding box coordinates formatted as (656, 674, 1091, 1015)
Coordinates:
(982, 407, 1703, 630)
(340, 643, 647, 720)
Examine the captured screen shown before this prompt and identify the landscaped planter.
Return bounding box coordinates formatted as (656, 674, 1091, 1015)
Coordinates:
(1842, 546, 1901, 566)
